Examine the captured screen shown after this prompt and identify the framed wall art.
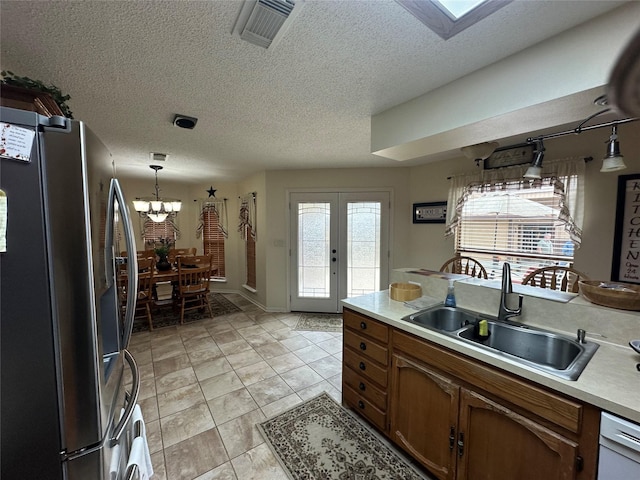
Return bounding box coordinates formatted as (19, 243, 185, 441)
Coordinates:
(611, 173, 640, 284)
(413, 201, 447, 224)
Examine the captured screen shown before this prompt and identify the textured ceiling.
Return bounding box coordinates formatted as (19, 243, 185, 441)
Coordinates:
(0, 0, 627, 183)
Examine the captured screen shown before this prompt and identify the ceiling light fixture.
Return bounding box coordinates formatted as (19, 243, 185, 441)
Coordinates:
(460, 141, 499, 166)
(133, 165, 182, 223)
(523, 140, 545, 179)
(600, 125, 627, 172)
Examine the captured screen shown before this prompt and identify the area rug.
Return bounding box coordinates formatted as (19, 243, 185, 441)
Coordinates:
(258, 392, 431, 480)
(132, 293, 241, 332)
(294, 313, 343, 333)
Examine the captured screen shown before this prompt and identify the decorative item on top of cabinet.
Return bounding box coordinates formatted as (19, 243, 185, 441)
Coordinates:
(342, 308, 390, 433)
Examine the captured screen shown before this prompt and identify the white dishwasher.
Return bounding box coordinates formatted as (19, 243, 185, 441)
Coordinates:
(598, 412, 640, 479)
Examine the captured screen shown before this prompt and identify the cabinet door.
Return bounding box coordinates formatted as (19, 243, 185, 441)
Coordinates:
(457, 388, 579, 480)
(390, 354, 460, 480)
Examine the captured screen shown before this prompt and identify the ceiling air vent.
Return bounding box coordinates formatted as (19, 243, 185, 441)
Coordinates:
(150, 152, 168, 162)
(233, 0, 303, 49)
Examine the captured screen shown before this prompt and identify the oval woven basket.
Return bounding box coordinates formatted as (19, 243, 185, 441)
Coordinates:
(578, 280, 640, 311)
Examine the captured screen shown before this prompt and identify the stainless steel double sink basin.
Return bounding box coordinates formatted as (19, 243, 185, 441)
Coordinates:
(402, 305, 599, 381)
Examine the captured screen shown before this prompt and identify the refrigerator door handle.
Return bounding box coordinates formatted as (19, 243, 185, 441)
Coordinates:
(107, 178, 138, 348)
(110, 349, 140, 447)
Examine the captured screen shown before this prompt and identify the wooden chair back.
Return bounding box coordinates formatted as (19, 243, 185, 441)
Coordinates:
(522, 265, 589, 293)
(136, 249, 156, 259)
(440, 255, 488, 279)
(176, 255, 213, 323)
(169, 247, 197, 264)
(135, 257, 156, 330)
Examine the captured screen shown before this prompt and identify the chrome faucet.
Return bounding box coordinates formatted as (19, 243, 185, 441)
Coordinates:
(498, 263, 523, 322)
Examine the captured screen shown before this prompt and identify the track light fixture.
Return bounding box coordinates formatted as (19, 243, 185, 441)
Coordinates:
(523, 140, 545, 179)
(600, 125, 627, 172)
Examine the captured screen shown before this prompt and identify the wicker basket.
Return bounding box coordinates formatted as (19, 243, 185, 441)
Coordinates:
(578, 280, 640, 311)
(389, 282, 422, 301)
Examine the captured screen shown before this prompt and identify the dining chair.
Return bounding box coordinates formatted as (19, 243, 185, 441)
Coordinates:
(439, 255, 488, 279)
(136, 249, 156, 259)
(168, 247, 197, 264)
(522, 265, 589, 293)
(175, 255, 213, 324)
(135, 257, 156, 330)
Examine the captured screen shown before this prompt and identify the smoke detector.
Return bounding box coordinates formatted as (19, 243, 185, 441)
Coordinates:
(150, 152, 168, 162)
(173, 114, 198, 129)
(232, 0, 304, 49)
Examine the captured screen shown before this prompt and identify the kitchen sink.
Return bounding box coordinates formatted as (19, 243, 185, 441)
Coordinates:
(403, 305, 478, 332)
(402, 305, 599, 381)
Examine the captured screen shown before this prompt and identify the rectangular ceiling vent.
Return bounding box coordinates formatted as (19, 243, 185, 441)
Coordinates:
(150, 152, 168, 162)
(233, 0, 302, 49)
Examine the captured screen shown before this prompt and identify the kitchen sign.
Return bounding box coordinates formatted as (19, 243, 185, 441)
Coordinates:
(612, 174, 640, 284)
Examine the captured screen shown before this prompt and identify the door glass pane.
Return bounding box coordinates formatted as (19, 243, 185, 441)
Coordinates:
(298, 203, 330, 298)
(347, 201, 380, 297)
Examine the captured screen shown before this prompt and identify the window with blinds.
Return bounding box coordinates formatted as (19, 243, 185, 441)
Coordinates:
(143, 220, 176, 245)
(456, 179, 575, 282)
(202, 208, 226, 278)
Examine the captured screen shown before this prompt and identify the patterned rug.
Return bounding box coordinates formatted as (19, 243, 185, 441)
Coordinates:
(258, 392, 431, 480)
(294, 313, 343, 333)
(132, 293, 241, 332)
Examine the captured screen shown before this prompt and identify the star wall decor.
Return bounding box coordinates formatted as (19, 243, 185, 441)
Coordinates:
(207, 186, 217, 198)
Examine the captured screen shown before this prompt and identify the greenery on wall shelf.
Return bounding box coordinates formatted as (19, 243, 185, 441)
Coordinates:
(1, 70, 74, 118)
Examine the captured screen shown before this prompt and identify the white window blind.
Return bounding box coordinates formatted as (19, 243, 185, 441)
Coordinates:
(456, 178, 576, 282)
(143, 219, 177, 246)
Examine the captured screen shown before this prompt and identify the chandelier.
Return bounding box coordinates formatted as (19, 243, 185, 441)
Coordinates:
(132, 165, 182, 223)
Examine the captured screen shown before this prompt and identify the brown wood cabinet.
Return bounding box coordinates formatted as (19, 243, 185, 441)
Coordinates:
(341, 308, 600, 480)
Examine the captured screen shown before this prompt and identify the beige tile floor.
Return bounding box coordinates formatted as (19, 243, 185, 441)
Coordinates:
(127, 293, 343, 480)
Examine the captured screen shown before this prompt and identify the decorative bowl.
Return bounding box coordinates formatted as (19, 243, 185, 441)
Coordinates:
(578, 280, 640, 311)
(389, 282, 422, 301)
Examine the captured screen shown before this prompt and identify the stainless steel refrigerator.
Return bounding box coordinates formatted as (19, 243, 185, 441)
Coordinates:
(0, 106, 141, 480)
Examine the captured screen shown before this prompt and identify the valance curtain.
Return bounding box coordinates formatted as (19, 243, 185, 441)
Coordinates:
(445, 157, 585, 246)
(196, 199, 228, 239)
(238, 193, 257, 241)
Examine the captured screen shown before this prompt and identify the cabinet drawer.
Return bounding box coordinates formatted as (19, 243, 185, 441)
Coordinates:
(344, 347, 388, 388)
(344, 309, 389, 343)
(343, 366, 387, 411)
(343, 383, 387, 432)
(344, 329, 388, 365)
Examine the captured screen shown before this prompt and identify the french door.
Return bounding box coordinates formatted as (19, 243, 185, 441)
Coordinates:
(289, 191, 390, 312)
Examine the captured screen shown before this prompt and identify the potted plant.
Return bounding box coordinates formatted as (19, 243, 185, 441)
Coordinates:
(1, 70, 74, 118)
(153, 238, 173, 271)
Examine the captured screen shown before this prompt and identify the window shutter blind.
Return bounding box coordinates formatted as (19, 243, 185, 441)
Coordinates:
(202, 208, 226, 277)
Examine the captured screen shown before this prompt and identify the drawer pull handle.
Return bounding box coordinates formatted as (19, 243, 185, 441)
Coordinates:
(358, 400, 365, 409)
(359, 382, 366, 391)
(359, 362, 366, 371)
(360, 321, 367, 330)
(359, 342, 367, 351)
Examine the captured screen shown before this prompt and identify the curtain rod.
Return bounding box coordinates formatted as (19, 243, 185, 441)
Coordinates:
(526, 116, 638, 143)
(446, 156, 593, 180)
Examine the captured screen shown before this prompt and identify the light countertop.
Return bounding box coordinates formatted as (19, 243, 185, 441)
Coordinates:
(342, 290, 640, 425)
